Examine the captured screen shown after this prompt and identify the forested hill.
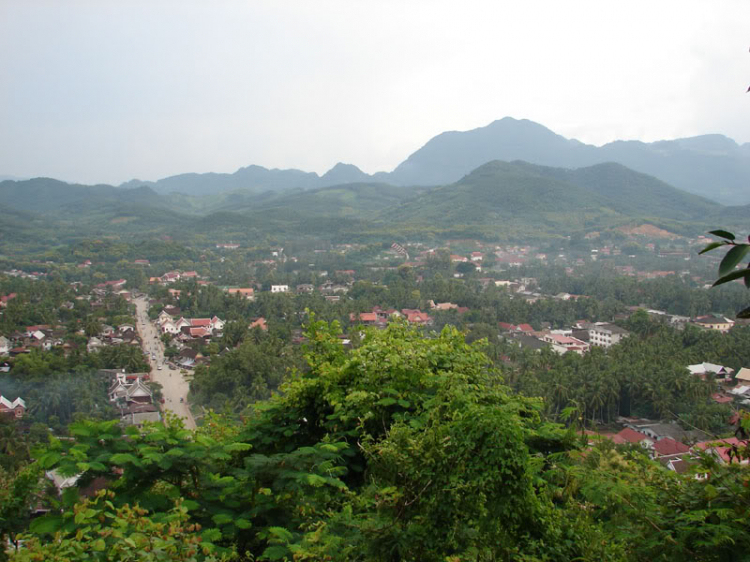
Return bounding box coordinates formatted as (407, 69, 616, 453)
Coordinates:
(377, 160, 723, 239)
(0, 178, 165, 213)
(386, 117, 750, 205)
(0, 160, 742, 250)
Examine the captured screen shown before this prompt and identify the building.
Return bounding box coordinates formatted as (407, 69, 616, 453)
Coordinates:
(691, 315, 735, 333)
(226, 287, 255, 301)
(589, 323, 630, 348)
(735, 368, 750, 384)
(0, 395, 26, 418)
(271, 285, 290, 293)
(542, 333, 589, 355)
(687, 362, 734, 381)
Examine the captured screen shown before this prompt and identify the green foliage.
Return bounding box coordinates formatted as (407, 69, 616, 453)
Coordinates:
(702, 229, 750, 316)
(12, 491, 233, 562)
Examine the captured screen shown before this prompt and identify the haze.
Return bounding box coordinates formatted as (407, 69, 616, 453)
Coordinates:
(1, 0, 748, 185)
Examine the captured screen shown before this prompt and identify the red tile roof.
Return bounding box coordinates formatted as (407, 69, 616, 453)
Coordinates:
(653, 438, 690, 457)
(615, 427, 649, 444)
(694, 437, 747, 464)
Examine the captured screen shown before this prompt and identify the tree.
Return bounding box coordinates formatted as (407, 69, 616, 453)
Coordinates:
(700, 229, 750, 317)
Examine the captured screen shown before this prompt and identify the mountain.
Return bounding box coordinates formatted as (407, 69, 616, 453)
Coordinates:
(378, 160, 722, 240)
(516, 162, 718, 221)
(385, 118, 750, 205)
(109, 118, 750, 204)
(0, 178, 165, 213)
(121, 162, 374, 198)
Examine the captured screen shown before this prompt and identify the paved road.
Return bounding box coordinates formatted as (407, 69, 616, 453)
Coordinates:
(134, 297, 196, 430)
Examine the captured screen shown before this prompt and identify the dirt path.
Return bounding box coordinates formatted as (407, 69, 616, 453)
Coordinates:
(134, 297, 196, 430)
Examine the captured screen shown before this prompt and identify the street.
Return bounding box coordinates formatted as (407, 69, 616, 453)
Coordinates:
(134, 297, 196, 430)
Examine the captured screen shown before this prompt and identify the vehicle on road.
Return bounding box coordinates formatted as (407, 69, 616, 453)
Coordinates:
(158, 365, 162, 370)
(180, 397, 184, 403)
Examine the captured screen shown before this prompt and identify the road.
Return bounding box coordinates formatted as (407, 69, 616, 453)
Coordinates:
(134, 297, 196, 430)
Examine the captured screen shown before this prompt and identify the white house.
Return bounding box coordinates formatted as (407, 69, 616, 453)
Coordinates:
(271, 285, 290, 293)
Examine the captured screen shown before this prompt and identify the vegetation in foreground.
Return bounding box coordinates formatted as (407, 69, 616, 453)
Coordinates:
(2, 318, 748, 562)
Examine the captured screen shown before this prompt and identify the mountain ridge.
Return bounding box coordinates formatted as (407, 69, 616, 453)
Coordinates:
(8, 117, 749, 204)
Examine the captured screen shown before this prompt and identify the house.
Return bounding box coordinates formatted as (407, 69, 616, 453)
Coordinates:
(693, 437, 749, 465)
(226, 287, 255, 300)
(158, 310, 175, 324)
(134, 259, 150, 266)
(652, 438, 691, 459)
(0, 395, 26, 418)
(687, 362, 734, 381)
(161, 271, 181, 283)
(296, 284, 315, 294)
(120, 402, 161, 427)
(623, 420, 709, 443)
(691, 315, 735, 333)
(271, 285, 289, 293)
(735, 368, 750, 384)
(249, 317, 268, 331)
(216, 243, 240, 249)
(401, 309, 433, 325)
(108, 373, 152, 404)
(470, 252, 483, 262)
(87, 337, 104, 353)
(589, 323, 630, 349)
(0, 336, 9, 356)
(711, 393, 734, 404)
(612, 427, 653, 448)
(430, 301, 459, 311)
(0, 293, 17, 308)
(182, 271, 198, 279)
(350, 312, 379, 325)
(542, 333, 589, 355)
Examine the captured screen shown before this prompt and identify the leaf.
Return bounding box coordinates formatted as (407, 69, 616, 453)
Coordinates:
(235, 518, 252, 529)
(29, 515, 63, 535)
(713, 268, 750, 287)
(719, 244, 750, 277)
(737, 307, 750, 319)
(212, 513, 234, 526)
(225, 442, 253, 452)
(376, 397, 397, 407)
(268, 526, 294, 542)
(261, 545, 290, 561)
(92, 538, 106, 551)
(202, 528, 222, 542)
(699, 241, 727, 255)
(709, 230, 736, 241)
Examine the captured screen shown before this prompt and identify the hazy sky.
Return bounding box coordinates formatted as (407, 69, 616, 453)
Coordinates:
(1, 1, 749, 185)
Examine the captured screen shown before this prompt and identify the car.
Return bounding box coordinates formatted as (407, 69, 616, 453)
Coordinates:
(158, 365, 162, 370)
(179, 397, 184, 403)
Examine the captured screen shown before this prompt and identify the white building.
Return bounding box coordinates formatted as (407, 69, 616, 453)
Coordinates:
(589, 323, 630, 349)
(271, 285, 290, 293)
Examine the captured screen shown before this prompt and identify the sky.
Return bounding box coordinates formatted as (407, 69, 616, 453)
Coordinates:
(1, 0, 749, 185)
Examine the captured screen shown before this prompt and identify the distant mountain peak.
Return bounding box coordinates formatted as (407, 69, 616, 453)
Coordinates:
(320, 162, 370, 184)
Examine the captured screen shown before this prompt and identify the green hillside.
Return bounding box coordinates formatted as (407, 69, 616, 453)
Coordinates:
(373, 160, 726, 241)
(516, 162, 721, 220)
